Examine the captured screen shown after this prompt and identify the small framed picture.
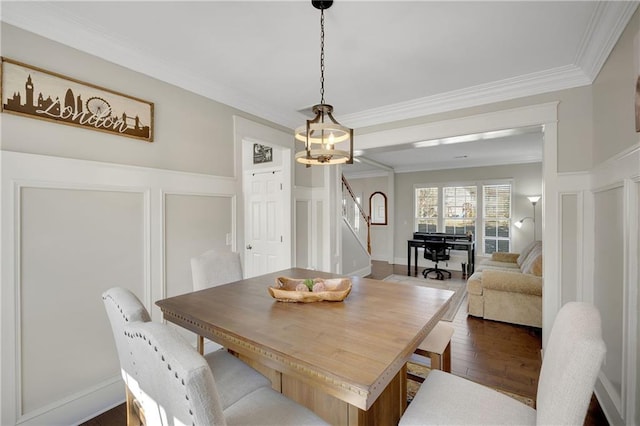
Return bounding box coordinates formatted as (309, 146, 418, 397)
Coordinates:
(253, 143, 273, 164)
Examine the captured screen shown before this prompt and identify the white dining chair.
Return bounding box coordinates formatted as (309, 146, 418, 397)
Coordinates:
(102, 287, 151, 426)
(102, 287, 271, 417)
(400, 301, 606, 425)
(190, 248, 243, 353)
(124, 320, 329, 426)
(191, 248, 243, 291)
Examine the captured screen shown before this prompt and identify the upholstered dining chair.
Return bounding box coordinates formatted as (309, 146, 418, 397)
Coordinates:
(400, 301, 606, 425)
(102, 287, 151, 426)
(191, 248, 243, 291)
(124, 321, 329, 426)
(190, 248, 243, 353)
(102, 287, 271, 420)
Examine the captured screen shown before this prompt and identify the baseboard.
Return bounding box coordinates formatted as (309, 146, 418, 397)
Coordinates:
(17, 378, 123, 426)
(346, 265, 372, 277)
(594, 377, 624, 425)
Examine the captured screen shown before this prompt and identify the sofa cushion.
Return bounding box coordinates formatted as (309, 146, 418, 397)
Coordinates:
(530, 255, 542, 277)
(490, 252, 519, 263)
(482, 270, 542, 296)
(476, 261, 520, 272)
(520, 244, 542, 275)
(517, 240, 541, 266)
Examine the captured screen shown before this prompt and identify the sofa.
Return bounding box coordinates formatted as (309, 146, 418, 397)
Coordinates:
(466, 240, 542, 328)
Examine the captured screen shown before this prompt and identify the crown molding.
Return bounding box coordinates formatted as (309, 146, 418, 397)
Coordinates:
(2, 1, 635, 131)
(341, 65, 590, 129)
(575, 1, 639, 81)
(392, 158, 542, 175)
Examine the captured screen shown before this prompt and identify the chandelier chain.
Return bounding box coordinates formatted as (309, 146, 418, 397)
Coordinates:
(320, 8, 325, 104)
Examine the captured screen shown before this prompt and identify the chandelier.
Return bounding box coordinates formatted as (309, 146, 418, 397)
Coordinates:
(295, 0, 353, 166)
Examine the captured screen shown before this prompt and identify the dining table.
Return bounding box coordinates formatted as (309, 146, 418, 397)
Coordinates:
(156, 268, 453, 426)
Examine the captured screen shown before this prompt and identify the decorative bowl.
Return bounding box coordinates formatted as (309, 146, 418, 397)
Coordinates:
(268, 277, 352, 303)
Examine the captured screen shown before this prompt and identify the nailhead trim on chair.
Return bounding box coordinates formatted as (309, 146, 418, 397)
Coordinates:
(102, 294, 130, 322)
(124, 330, 197, 426)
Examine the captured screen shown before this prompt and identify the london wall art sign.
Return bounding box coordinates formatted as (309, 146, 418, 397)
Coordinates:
(1, 57, 154, 142)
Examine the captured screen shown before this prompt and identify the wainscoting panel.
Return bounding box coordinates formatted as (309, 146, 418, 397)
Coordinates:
(162, 193, 234, 345)
(164, 193, 234, 298)
(1, 151, 237, 425)
(294, 186, 326, 272)
(559, 193, 579, 304)
(295, 200, 310, 269)
(588, 143, 639, 424)
(593, 185, 625, 407)
(19, 187, 145, 416)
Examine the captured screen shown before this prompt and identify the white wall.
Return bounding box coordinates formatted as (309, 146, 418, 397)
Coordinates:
(346, 175, 392, 262)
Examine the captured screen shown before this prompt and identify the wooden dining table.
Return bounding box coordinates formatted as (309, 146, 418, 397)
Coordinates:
(156, 268, 453, 426)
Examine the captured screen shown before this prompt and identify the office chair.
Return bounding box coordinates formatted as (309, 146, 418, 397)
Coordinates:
(422, 237, 452, 280)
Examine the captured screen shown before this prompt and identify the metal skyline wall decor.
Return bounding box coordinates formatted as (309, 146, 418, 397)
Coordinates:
(1, 57, 154, 142)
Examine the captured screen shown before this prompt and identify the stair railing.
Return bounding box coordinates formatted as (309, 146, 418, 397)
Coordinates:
(341, 174, 371, 254)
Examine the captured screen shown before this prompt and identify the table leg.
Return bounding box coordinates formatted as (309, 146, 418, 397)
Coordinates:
(414, 246, 419, 276)
(407, 243, 411, 276)
(470, 246, 475, 274)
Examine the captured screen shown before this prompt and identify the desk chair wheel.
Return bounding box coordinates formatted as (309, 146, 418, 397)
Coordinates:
(422, 267, 452, 280)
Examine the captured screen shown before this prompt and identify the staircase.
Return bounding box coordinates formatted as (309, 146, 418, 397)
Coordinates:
(341, 175, 372, 276)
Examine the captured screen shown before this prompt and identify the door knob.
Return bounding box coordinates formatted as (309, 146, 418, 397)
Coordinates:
(246, 244, 252, 250)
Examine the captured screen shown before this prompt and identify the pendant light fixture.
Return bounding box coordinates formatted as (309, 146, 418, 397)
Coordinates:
(295, 0, 353, 166)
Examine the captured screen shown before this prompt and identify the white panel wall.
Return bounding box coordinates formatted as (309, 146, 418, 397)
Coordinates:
(560, 193, 579, 304)
(1, 151, 236, 425)
(164, 193, 234, 298)
(20, 188, 145, 414)
(577, 144, 639, 425)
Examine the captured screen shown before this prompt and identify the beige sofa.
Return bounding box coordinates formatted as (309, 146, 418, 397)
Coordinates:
(467, 241, 542, 327)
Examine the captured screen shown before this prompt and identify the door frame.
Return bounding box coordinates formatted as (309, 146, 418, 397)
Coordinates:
(234, 116, 293, 276)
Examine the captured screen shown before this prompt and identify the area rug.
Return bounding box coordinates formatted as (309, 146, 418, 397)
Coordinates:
(406, 362, 535, 408)
(382, 274, 467, 321)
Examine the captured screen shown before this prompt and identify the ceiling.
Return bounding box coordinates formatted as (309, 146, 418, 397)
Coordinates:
(1, 1, 636, 175)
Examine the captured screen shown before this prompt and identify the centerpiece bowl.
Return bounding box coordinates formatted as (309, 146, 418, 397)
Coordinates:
(268, 277, 352, 302)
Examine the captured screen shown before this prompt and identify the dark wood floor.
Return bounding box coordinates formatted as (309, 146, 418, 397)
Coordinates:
(83, 261, 608, 425)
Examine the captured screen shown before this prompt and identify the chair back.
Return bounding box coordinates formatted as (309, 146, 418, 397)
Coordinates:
(191, 248, 243, 291)
(536, 302, 606, 425)
(124, 321, 227, 426)
(102, 287, 151, 385)
(424, 238, 450, 262)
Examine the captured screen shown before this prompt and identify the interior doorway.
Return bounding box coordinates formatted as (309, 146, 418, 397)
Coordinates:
(241, 139, 292, 278)
(243, 168, 287, 277)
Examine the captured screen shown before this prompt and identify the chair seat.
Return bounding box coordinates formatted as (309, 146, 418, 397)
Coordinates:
(205, 349, 272, 409)
(400, 370, 536, 425)
(224, 386, 328, 425)
(416, 322, 454, 356)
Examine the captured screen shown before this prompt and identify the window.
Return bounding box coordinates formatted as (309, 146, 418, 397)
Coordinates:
(443, 185, 476, 236)
(415, 187, 438, 233)
(483, 184, 511, 253)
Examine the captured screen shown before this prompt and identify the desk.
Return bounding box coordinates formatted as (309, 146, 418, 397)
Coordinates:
(407, 238, 475, 277)
(156, 268, 453, 426)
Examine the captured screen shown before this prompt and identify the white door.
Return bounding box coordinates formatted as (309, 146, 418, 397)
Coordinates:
(244, 170, 286, 277)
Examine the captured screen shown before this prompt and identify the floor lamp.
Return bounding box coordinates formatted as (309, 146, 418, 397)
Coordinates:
(515, 196, 540, 240)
